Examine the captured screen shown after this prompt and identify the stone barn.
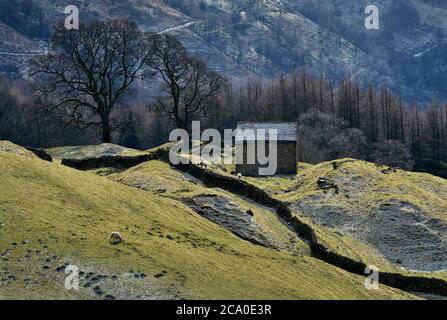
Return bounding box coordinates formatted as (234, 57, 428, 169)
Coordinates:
(235, 122, 298, 176)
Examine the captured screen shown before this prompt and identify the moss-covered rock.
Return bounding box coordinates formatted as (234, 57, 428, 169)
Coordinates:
(46, 143, 147, 160)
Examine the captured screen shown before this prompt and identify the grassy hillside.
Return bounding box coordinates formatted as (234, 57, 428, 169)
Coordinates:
(0, 144, 415, 299)
(231, 158, 447, 278)
(107, 160, 310, 255)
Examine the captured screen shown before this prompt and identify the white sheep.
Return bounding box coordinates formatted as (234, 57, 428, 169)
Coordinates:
(110, 232, 122, 245)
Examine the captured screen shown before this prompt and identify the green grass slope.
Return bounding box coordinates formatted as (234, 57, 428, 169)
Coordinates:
(0, 149, 414, 300)
(107, 160, 309, 255)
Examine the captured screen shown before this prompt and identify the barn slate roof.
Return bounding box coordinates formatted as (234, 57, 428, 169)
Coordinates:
(235, 122, 297, 142)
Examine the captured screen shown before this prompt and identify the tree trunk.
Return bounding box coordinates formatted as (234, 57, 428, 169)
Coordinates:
(101, 113, 111, 143)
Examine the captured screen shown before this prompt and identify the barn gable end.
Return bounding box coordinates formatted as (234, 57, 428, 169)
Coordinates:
(235, 122, 298, 176)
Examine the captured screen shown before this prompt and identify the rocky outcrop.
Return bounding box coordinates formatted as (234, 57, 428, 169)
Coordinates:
(183, 195, 274, 249)
(171, 160, 447, 297)
(0, 141, 37, 158)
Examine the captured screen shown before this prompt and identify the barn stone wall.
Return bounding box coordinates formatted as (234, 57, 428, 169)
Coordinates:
(236, 141, 297, 176)
(277, 142, 298, 175)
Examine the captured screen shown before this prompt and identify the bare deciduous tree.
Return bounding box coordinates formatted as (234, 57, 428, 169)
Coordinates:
(148, 34, 226, 132)
(29, 19, 154, 143)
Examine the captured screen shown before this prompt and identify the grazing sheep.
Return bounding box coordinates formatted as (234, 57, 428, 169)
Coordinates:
(237, 173, 242, 179)
(198, 161, 208, 169)
(110, 232, 122, 245)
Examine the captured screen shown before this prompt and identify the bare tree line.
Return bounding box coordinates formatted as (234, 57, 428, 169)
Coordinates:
(0, 19, 446, 178)
(213, 70, 447, 177)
